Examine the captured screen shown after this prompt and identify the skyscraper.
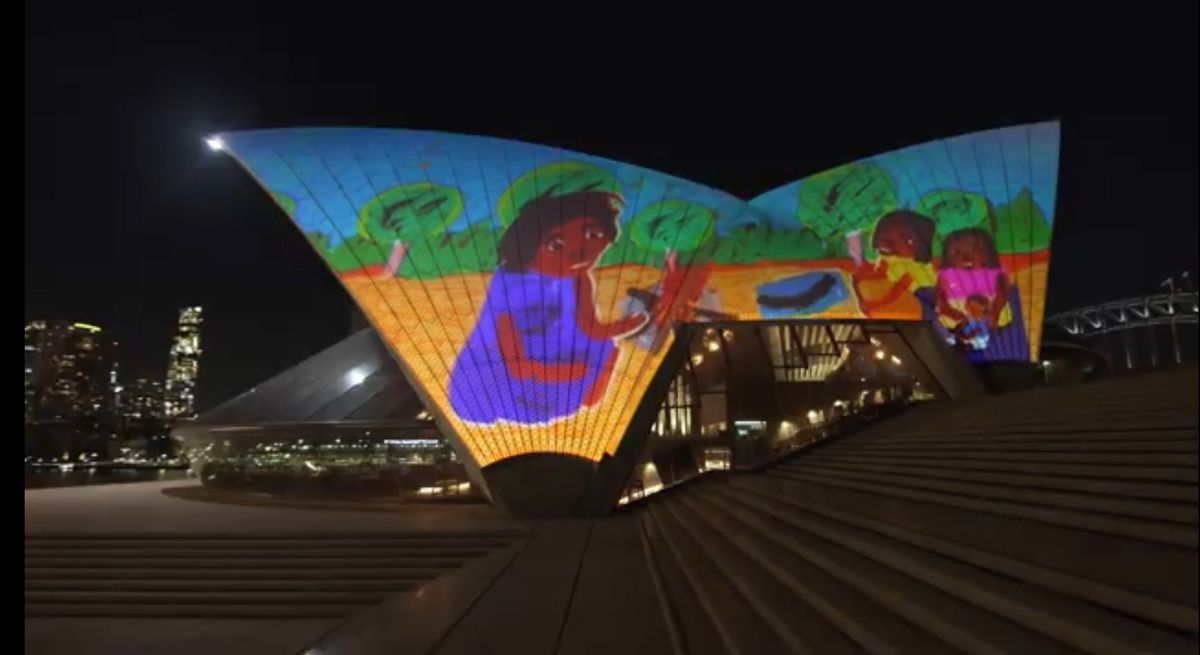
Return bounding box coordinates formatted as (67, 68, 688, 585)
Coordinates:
(118, 378, 166, 423)
(163, 306, 203, 419)
(24, 320, 115, 420)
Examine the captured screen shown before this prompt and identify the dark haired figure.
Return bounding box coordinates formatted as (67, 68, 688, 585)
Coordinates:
(851, 210, 937, 319)
(936, 228, 1024, 357)
(448, 190, 676, 425)
(954, 294, 993, 351)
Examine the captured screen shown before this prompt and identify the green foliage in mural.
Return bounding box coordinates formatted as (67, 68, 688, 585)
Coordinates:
(496, 162, 622, 229)
(325, 236, 387, 272)
(993, 188, 1052, 253)
(629, 199, 715, 253)
(272, 192, 297, 218)
(316, 219, 501, 278)
(916, 189, 992, 235)
(358, 182, 463, 244)
(306, 231, 332, 253)
(708, 225, 838, 265)
(797, 163, 898, 241)
(399, 221, 499, 279)
(598, 225, 658, 268)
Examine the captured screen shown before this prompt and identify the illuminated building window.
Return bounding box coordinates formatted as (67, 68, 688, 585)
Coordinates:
(164, 306, 203, 419)
(763, 323, 864, 382)
(702, 447, 731, 471)
(652, 368, 697, 438)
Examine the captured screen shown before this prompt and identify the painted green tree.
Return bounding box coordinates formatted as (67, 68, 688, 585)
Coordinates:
(325, 236, 386, 272)
(496, 161, 622, 230)
(399, 220, 499, 279)
(271, 192, 297, 218)
(916, 189, 992, 234)
(993, 188, 1052, 253)
(796, 163, 898, 245)
(358, 182, 464, 277)
(629, 199, 715, 258)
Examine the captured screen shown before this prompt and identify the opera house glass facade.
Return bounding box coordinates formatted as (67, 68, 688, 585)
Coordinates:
(218, 122, 1059, 515)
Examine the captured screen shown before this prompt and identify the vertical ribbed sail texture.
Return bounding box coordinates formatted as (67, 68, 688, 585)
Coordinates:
(222, 129, 759, 466)
(751, 121, 1060, 363)
(222, 122, 1058, 467)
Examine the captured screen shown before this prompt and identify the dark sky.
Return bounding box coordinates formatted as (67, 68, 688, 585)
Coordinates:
(25, 16, 1198, 411)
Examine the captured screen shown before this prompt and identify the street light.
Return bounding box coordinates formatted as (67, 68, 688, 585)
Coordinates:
(204, 136, 226, 152)
(345, 367, 368, 387)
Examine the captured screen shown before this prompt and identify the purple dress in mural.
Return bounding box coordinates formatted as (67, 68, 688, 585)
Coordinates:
(448, 270, 614, 425)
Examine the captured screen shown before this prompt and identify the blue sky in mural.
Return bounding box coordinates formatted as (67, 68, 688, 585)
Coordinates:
(221, 128, 768, 247)
(750, 122, 1061, 230)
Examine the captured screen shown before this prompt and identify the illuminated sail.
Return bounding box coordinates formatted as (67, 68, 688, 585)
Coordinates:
(751, 121, 1060, 363)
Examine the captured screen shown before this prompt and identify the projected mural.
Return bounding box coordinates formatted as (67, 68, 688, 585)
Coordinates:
(221, 129, 763, 466)
(220, 122, 1058, 467)
(750, 121, 1059, 363)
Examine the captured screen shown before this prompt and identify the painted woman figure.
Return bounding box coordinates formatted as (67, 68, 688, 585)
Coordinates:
(448, 190, 675, 425)
(851, 210, 938, 319)
(935, 227, 1027, 359)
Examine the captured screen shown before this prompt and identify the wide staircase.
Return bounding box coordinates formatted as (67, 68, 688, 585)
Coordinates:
(640, 366, 1199, 654)
(24, 530, 524, 618)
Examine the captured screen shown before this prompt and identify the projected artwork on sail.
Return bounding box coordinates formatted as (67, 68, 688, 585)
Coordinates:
(750, 121, 1059, 363)
(220, 129, 759, 466)
(220, 122, 1058, 467)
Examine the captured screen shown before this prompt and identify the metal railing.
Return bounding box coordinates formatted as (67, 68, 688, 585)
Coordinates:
(1047, 293, 1198, 337)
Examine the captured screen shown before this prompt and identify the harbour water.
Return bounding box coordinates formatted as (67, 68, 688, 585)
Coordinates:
(24, 467, 190, 489)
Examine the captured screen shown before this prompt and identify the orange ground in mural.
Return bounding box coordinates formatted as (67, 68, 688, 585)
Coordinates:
(341, 258, 1050, 466)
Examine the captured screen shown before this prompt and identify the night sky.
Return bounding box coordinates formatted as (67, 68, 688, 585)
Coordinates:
(25, 16, 1198, 411)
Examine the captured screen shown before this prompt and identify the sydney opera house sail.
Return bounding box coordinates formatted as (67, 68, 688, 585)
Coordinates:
(751, 121, 1060, 363)
(219, 121, 1059, 477)
(220, 129, 764, 468)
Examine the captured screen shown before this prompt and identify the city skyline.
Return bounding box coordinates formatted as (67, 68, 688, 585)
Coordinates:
(24, 306, 204, 421)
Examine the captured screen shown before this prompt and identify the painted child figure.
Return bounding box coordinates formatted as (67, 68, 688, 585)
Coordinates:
(953, 294, 992, 352)
(935, 228, 1013, 348)
(851, 210, 938, 319)
(448, 190, 679, 425)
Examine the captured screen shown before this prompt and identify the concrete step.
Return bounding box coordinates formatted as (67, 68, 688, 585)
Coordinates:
(24, 567, 441, 580)
(802, 449, 1198, 466)
(21, 530, 524, 622)
(643, 501, 790, 654)
(680, 484, 1068, 654)
(847, 429, 1199, 445)
(25, 557, 470, 569)
(23, 538, 514, 549)
(798, 452, 1199, 483)
(25, 590, 395, 605)
(554, 515, 677, 655)
(825, 438, 1198, 453)
(24, 603, 365, 618)
(879, 420, 1198, 436)
(22, 547, 493, 559)
(781, 458, 1198, 502)
(778, 462, 1198, 524)
(668, 489, 953, 654)
(24, 530, 528, 540)
(715, 481, 1198, 645)
(25, 579, 421, 592)
(732, 474, 1198, 606)
(768, 468, 1197, 547)
(638, 509, 727, 655)
(720, 480, 1197, 635)
(659, 493, 869, 654)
